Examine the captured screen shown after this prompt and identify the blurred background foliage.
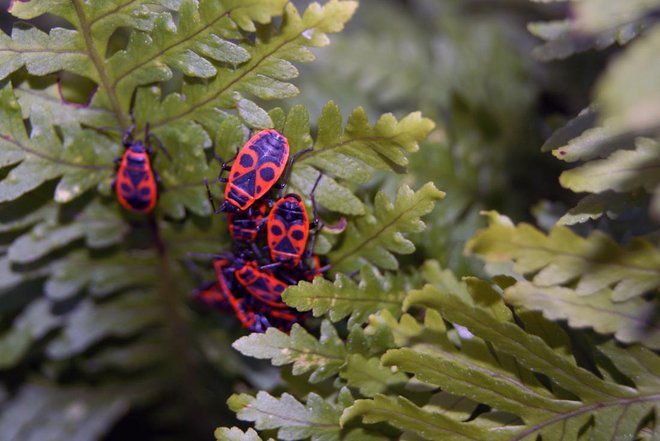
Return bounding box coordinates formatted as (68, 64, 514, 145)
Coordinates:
(1, 0, 657, 440)
(286, 0, 595, 275)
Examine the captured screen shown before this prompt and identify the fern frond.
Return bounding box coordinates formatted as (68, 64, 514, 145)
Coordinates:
(45, 250, 157, 300)
(8, 200, 127, 263)
(559, 137, 660, 194)
(226, 388, 378, 441)
(145, 1, 358, 130)
(283, 266, 409, 326)
(0, 381, 132, 441)
(466, 211, 660, 300)
(328, 183, 444, 272)
(106, 0, 287, 111)
(506, 282, 660, 348)
(342, 272, 660, 440)
(47, 291, 160, 359)
(0, 85, 116, 203)
(232, 321, 346, 383)
(215, 427, 265, 441)
(528, 0, 655, 61)
(0, 299, 62, 369)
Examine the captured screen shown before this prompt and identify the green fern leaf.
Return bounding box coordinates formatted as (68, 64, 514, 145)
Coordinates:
(9, 0, 170, 42)
(466, 211, 660, 300)
(0, 85, 116, 203)
(228, 388, 364, 441)
(106, 0, 287, 111)
(559, 137, 660, 194)
(597, 25, 660, 133)
(286, 102, 435, 215)
(283, 266, 408, 326)
(573, 0, 660, 34)
(14, 84, 116, 128)
(215, 427, 266, 441)
(342, 394, 511, 441)
(8, 200, 127, 263)
(558, 191, 637, 225)
(540, 107, 629, 163)
(339, 354, 408, 398)
(0, 381, 131, 441)
(366, 277, 660, 440)
(0, 299, 62, 369)
(328, 183, 444, 272)
(232, 321, 346, 383)
(0, 254, 50, 294)
(45, 250, 157, 300)
(506, 282, 660, 348)
(47, 291, 160, 359)
(528, 0, 656, 61)
(145, 1, 358, 130)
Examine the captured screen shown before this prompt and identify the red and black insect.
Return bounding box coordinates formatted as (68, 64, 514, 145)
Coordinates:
(113, 122, 168, 213)
(213, 259, 259, 330)
(267, 193, 311, 267)
(227, 198, 269, 243)
(233, 260, 290, 309)
(207, 129, 290, 213)
(193, 281, 233, 313)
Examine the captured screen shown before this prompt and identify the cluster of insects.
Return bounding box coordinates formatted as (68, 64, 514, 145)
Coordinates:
(112, 125, 335, 332)
(193, 129, 334, 332)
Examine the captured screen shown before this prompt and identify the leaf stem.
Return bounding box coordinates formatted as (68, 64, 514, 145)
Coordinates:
(71, 0, 128, 129)
(148, 215, 212, 438)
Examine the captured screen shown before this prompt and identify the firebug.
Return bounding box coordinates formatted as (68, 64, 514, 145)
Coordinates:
(113, 122, 168, 213)
(207, 129, 290, 213)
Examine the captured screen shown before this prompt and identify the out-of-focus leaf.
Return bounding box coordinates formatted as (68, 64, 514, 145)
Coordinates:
(597, 26, 660, 133)
(466, 211, 660, 300)
(559, 138, 660, 194)
(215, 427, 265, 441)
(47, 292, 160, 359)
(45, 251, 157, 300)
(0, 298, 62, 368)
(0, 382, 130, 441)
(8, 201, 128, 263)
(506, 282, 660, 348)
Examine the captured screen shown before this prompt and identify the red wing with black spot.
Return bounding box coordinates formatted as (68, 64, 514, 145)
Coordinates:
(223, 129, 290, 211)
(234, 261, 289, 309)
(267, 194, 309, 266)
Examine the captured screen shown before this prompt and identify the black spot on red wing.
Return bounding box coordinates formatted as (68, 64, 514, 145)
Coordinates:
(232, 170, 256, 194)
(140, 187, 151, 196)
(125, 194, 152, 210)
(291, 230, 304, 240)
(239, 154, 254, 168)
(120, 183, 132, 192)
(270, 225, 282, 235)
(126, 169, 147, 186)
(259, 166, 275, 182)
(274, 237, 297, 254)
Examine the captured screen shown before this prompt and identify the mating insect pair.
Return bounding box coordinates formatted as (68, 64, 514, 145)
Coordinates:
(193, 256, 313, 332)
